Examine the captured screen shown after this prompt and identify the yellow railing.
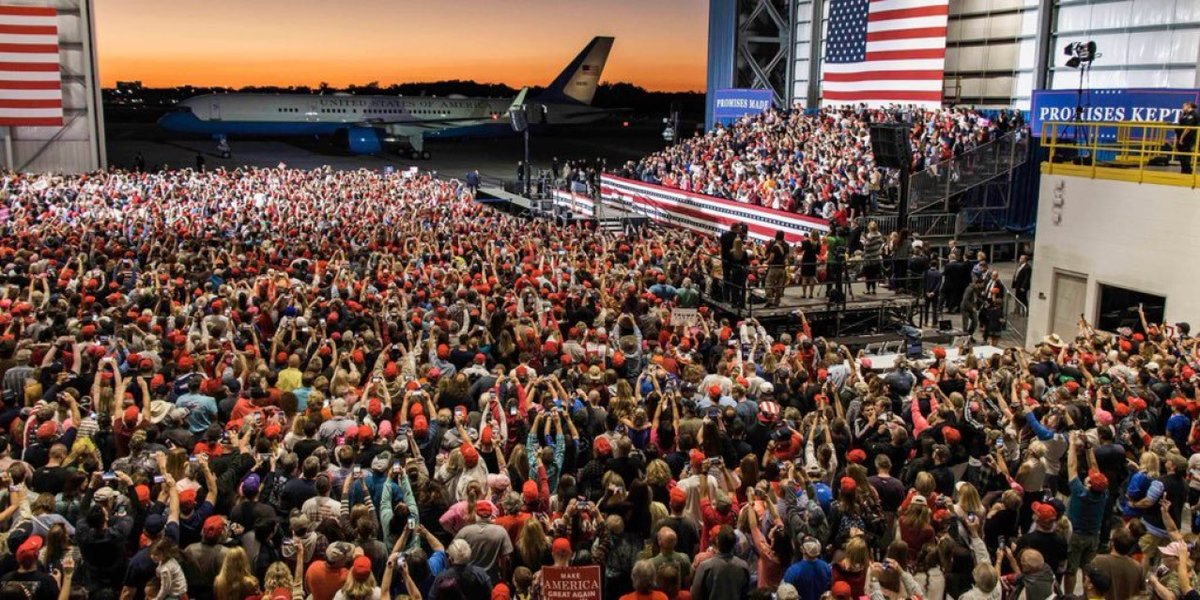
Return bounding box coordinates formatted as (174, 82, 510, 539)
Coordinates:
(1040, 120, 1200, 188)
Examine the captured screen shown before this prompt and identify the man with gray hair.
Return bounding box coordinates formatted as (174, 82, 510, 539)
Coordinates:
(429, 539, 493, 600)
(649, 526, 691, 584)
(317, 398, 353, 443)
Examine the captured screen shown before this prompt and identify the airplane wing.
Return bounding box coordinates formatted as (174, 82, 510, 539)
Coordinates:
(363, 87, 531, 131)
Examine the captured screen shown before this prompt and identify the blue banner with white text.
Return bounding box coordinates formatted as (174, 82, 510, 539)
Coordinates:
(1030, 88, 1200, 137)
(711, 88, 773, 126)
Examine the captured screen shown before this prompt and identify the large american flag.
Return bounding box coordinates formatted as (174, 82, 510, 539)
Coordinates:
(822, 0, 949, 108)
(0, 5, 61, 126)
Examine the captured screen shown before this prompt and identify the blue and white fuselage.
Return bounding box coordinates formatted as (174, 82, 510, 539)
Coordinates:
(157, 37, 615, 157)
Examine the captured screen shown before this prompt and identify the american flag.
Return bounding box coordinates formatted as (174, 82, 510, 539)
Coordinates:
(0, 5, 61, 126)
(822, 0, 949, 108)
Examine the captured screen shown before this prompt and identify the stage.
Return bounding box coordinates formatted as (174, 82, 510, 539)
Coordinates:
(702, 282, 931, 337)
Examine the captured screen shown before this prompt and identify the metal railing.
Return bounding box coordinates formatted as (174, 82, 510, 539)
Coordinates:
(908, 128, 1029, 213)
(872, 211, 961, 238)
(1040, 120, 1200, 188)
(1003, 287, 1028, 347)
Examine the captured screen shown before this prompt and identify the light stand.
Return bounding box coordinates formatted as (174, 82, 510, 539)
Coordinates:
(1063, 41, 1099, 163)
(508, 103, 546, 198)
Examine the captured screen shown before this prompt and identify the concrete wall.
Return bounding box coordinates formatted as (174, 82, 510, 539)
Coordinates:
(1026, 174, 1200, 345)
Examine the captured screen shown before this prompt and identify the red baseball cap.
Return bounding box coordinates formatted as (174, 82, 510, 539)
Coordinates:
(1032, 501, 1057, 523)
(202, 515, 226, 540)
(839, 476, 857, 494)
(1087, 469, 1109, 492)
(351, 556, 372, 580)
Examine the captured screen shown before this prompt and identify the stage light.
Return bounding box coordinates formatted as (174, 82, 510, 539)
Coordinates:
(1064, 41, 1098, 69)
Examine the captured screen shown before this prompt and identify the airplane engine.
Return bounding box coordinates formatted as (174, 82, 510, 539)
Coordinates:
(334, 126, 384, 155)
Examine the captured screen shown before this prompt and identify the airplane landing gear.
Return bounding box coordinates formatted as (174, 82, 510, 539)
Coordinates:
(407, 149, 431, 160)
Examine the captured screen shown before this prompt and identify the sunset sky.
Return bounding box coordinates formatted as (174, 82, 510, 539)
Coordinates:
(94, 1, 708, 92)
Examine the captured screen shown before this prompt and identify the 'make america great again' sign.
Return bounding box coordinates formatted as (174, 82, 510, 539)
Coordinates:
(541, 565, 602, 600)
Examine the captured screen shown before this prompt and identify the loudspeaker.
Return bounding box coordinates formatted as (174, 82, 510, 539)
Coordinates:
(869, 123, 912, 169)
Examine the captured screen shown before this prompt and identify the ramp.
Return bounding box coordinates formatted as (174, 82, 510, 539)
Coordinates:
(476, 185, 532, 211)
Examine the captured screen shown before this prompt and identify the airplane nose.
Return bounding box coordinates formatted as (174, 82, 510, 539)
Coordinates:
(157, 109, 197, 132)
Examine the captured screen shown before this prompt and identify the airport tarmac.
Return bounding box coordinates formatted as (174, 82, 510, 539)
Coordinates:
(105, 121, 670, 182)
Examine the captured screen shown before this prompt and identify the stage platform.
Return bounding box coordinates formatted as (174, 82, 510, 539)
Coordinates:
(704, 283, 919, 319)
(701, 281, 965, 338)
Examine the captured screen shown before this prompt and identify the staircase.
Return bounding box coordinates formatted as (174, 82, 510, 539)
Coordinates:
(597, 219, 625, 233)
(874, 129, 1030, 239)
(908, 130, 1029, 214)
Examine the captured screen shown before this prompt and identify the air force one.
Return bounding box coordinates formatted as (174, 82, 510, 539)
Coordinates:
(157, 37, 615, 158)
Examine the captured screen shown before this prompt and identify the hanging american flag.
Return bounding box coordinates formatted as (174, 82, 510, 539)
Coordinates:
(822, 0, 949, 108)
(0, 5, 61, 126)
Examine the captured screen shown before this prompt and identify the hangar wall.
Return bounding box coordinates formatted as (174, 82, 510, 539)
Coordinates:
(711, 0, 1200, 113)
(4, 0, 105, 173)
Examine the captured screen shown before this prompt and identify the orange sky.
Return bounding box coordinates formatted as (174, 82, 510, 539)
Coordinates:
(95, 0, 708, 92)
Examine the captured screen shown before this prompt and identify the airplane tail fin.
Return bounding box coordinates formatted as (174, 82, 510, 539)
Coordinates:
(541, 36, 613, 106)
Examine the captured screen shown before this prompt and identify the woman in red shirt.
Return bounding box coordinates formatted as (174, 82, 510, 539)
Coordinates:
(898, 496, 935, 569)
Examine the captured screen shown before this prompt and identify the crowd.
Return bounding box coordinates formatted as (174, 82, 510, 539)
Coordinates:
(0, 164, 1195, 600)
(620, 105, 1026, 218)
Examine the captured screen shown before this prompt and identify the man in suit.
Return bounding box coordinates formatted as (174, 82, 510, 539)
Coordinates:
(1177, 102, 1198, 174)
(1012, 254, 1032, 313)
(718, 225, 739, 304)
(921, 256, 944, 327)
(941, 250, 971, 314)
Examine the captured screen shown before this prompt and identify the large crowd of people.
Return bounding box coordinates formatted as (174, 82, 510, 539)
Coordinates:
(620, 105, 1026, 218)
(0, 164, 1194, 600)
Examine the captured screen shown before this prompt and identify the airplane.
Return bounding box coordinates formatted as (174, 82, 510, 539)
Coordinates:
(157, 36, 615, 159)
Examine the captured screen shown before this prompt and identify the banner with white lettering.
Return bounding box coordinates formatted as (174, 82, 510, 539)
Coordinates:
(541, 565, 602, 600)
(671, 308, 700, 328)
(1030, 88, 1200, 137)
(712, 88, 773, 126)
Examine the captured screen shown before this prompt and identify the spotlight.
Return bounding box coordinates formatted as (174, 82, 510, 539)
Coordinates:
(1063, 41, 1098, 69)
